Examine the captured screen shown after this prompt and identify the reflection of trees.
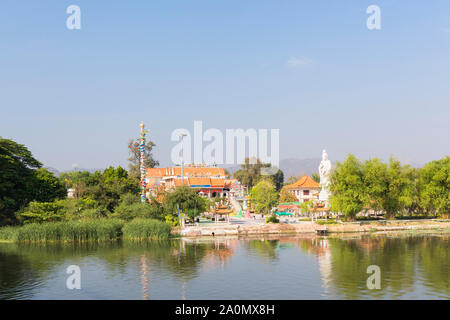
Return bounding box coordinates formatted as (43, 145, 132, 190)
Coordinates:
(244, 239, 279, 262)
(0, 246, 42, 299)
(0, 240, 230, 299)
(1, 235, 448, 299)
(326, 235, 449, 299)
(417, 236, 449, 296)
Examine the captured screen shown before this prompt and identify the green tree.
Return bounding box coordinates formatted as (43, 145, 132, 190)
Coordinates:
(250, 179, 278, 215)
(0, 138, 41, 224)
(59, 170, 99, 199)
(300, 200, 313, 215)
(279, 186, 297, 203)
(84, 166, 138, 212)
(329, 154, 364, 221)
(56, 198, 102, 221)
(164, 186, 207, 220)
(127, 137, 159, 182)
(111, 201, 164, 221)
(419, 156, 450, 217)
(401, 166, 422, 215)
(233, 157, 283, 189)
(271, 169, 284, 191)
(16, 201, 64, 224)
(381, 157, 414, 219)
(311, 173, 320, 183)
(233, 158, 267, 187)
(0, 138, 64, 225)
(32, 168, 66, 202)
(285, 175, 301, 185)
(362, 158, 388, 214)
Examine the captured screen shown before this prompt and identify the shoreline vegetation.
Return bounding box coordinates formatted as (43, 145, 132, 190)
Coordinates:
(0, 218, 172, 243)
(0, 219, 448, 243)
(1, 138, 449, 243)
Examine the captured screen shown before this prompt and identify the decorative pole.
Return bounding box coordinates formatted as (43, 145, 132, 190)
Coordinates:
(139, 122, 147, 203)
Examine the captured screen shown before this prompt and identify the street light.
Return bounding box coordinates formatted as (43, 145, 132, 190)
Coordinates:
(180, 133, 187, 185)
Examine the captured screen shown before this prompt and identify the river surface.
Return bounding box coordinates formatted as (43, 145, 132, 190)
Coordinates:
(0, 233, 448, 300)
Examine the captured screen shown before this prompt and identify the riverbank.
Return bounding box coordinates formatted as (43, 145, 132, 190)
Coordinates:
(0, 218, 171, 242)
(179, 219, 450, 237)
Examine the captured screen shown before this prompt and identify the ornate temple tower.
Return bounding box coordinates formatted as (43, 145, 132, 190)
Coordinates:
(139, 122, 147, 203)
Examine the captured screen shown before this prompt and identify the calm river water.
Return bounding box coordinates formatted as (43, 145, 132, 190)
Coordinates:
(0, 233, 448, 300)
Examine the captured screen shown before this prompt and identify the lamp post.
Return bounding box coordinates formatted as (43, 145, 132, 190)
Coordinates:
(180, 133, 187, 186)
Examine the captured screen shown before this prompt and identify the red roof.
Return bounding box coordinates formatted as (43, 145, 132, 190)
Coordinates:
(285, 175, 319, 189)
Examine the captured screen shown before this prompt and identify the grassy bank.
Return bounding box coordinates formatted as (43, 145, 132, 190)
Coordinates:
(123, 218, 172, 240)
(0, 218, 172, 242)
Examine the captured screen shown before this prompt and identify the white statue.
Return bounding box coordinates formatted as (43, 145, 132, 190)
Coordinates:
(318, 149, 332, 204)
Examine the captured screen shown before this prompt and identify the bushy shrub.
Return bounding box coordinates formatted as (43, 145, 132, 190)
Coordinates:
(111, 201, 164, 221)
(122, 218, 171, 240)
(57, 198, 103, 221)
(315, 220, 339, 225)
(16, 201, 64, 224)
(265, 215, 279, 224)
(15, 198, 107, 224)
(164, 214, 179, 226)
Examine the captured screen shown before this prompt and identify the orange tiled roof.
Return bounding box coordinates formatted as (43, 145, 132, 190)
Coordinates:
(146, 167, 227, 178)
(210, 178, 225, 188)
(285, 175, 319, 189)
(173, 179, 189, 187)
(188, 177, 211, 186)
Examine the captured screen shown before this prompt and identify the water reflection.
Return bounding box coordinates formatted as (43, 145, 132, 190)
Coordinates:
(0, 233, 448, 299)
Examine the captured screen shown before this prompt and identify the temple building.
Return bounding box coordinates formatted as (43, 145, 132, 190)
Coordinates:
(145, 165, 243, 199)
(284, 175, 320, 203)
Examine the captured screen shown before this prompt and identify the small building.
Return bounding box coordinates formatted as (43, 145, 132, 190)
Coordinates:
(67, 188, 75, 198)
(277, 202, 302, 215)
(284, 175, 320, 203)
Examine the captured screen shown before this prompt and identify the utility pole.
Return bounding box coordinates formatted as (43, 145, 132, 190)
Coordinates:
(180, 133, 187, 186)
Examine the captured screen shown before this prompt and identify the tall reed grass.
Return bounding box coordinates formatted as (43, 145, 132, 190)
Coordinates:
(0, 219, 124, 242)
(122, 218, 172, 240)
(0, 226, 18, 241)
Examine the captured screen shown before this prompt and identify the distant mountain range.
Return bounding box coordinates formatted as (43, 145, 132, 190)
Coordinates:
(224, 158, 322, 179)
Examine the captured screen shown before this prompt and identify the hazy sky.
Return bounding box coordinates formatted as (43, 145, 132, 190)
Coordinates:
(1, 0, 449, 171)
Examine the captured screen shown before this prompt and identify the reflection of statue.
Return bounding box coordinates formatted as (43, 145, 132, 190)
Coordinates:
(319, 150, 332, 204)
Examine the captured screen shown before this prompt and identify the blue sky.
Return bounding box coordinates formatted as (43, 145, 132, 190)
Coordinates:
(0, 0, 449, 171)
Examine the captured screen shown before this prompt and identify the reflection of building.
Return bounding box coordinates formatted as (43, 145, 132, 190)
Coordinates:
(202, 239, 235, 269)
(145, 165, 243, 199)
(317, 238, 332, 292)
(140, 254, 150, 300)
(284, 175, 320, 203)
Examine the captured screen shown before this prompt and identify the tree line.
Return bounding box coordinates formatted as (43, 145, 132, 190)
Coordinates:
(0, 137, 209, 227)
(329, 155, 450, 220)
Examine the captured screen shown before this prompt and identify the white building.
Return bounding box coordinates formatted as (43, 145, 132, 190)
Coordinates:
(284, 175, 320, 203)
